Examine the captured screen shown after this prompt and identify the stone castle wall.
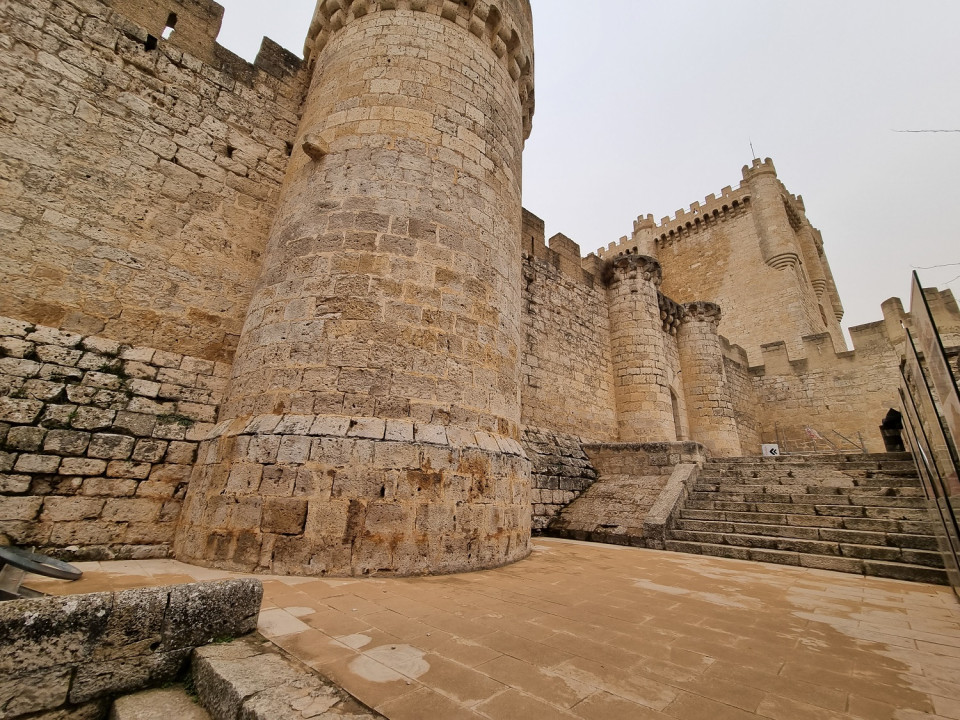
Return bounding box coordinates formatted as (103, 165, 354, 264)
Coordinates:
(721, 340, 762, 454)
(520, 211, 618, 443)
(748, 327, 902, 454)
(0, 0, 306, 361)
(0, 316, 225, 559)
(3, 0, 956, 567)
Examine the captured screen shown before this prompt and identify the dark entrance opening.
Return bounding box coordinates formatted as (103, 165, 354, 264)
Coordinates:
(880, 409, 905, 453)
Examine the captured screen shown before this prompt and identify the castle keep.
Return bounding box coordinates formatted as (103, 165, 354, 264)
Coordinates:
(1, 0, 958, 577)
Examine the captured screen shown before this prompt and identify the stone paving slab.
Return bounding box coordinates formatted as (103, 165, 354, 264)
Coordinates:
(25, 539, 960, 719)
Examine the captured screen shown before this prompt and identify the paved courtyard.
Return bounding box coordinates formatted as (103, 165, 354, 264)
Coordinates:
(27, 538, 960, 719)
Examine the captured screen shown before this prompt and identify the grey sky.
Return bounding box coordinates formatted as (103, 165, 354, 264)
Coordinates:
(216, 0, 959, 342)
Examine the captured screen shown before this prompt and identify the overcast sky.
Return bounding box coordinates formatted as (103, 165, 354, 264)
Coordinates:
(216, 0, 959, 343)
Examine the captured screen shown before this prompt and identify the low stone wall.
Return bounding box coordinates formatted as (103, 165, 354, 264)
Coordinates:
(583, 441, 707, 477)
(522, 428, 599, 532)
(0, 578, 262, 720)
(0, 317, 227, 560)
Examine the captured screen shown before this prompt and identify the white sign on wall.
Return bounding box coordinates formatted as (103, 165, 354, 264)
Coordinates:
(762, 444, 781, 457)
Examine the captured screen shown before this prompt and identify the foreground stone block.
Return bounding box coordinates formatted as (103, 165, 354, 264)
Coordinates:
(110, 687, 210, 720)
(192, 637, 381, 720)
(0, 579, 262, 719)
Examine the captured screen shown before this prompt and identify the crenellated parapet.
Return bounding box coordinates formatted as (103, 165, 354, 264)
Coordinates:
(682, 301, 722, 326)
(103, 0, 304, 81)
(305, 0, 535, 138)
(599, 185, 751, 259)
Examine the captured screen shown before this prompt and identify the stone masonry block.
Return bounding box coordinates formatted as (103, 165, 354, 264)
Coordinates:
(0, 496, 42, 521)
(72, 407, 117, 430)
(113, 411, 157, 437)
(161, 579, 263, 651)
(0, 592, 112, 676)
(60, 457, 109, 476)
(348, 417, 386, 440)
(14, 453, 62, 473)
(42, 497, 106, 522)
(88, 433, 136, 459)
(0, 397, 44, 424)
(6, 426, 47, 451)
(70, 650, 191, 704)
(43, 429, 92, 455)
(0, 666, 72, 716)
(309, 415, 350, 437)
(132, 438, 168, 463)
(100, 498, 162, 523)
(276, 435, 311, 464)
(164, 441, 197, 464)
(261, 497, 308, 535)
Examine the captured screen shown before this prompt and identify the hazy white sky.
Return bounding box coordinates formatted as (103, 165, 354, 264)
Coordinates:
(216, 0, 959, 342)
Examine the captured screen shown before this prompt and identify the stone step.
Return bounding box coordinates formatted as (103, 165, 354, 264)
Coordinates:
(684, 499, 931, 520)
(679, 508, 934, 534)
(667, 529, 945, 568)
(704, 453, 914, 466)
(672, 519, 940, 550)
(193, 636, 382, 720)
(688, 491, 929, 508)
(692, 484, 925, 497)
(663, 540, 948, 585)
(697, 470, 921, 485)
(110, 688, 210, 720)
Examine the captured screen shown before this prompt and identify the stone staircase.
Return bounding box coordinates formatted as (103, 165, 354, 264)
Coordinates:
(664, 453, 948, 584)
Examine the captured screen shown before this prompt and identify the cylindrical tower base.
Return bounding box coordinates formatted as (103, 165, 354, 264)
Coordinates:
(175, 414, 530, 576)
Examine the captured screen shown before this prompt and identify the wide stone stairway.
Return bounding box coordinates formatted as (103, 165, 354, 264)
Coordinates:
(665, 452, 948, 584)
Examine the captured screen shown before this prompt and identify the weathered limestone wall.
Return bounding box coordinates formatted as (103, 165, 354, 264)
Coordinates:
(600, 159, 846, 364)
(520, 212, 618, 442)
(176, 2, 537, 576)
(0, 579, 261, 719)
(721, 338, 762, 455)
(750, 325, 903, 454)
(522, 427, 598, 531)
(0, 317, 225, 559)
(0, 0, 306, 361)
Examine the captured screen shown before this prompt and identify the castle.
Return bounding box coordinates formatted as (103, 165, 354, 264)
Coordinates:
(1, 0, 958, 577)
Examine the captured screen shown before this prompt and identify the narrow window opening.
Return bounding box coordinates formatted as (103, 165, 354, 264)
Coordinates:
(284, 141, 293, 156)
(162, 12, 178, 40)
(226, 145, 236, 159)
(145, 34, 158, 51)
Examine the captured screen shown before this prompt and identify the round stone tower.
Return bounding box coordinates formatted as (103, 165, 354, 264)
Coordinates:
(607, 255, 677, 443)
(175, 0, 535, 577)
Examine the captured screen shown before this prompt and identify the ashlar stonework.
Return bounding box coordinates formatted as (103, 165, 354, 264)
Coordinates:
(1, 0, 958, 575)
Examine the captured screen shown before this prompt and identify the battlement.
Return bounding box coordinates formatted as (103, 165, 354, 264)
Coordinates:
(598, 182, 752, 258)
(103, 0, 304, 81)
(741, 157, 778, 181)
(304, 0, 535, 137)
(521, 209, 605, 286)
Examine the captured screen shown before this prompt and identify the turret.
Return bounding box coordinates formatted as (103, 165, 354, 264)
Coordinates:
(676, 302, 741, 456)
(606, 256, 677, 442)
(176, 0, 536, 576)
(742, 158, 800, 271)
